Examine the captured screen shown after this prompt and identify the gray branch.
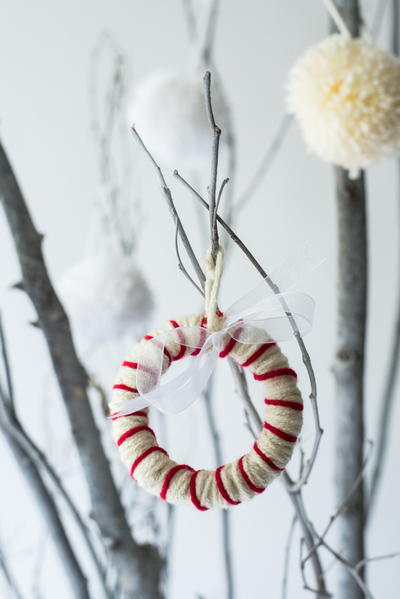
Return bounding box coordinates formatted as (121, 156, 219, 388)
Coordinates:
(0, 140, 165, 599)
(368, 0, 400, 519)
(0, 538, 24, 599)
(330, 3, 367, 597)
(332, 167, 367, 598)
(203, 70, 221, 263)
(0, 387, 90, 598)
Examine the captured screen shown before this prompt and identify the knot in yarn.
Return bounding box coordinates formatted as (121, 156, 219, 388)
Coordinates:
(204, 245, 224, 332)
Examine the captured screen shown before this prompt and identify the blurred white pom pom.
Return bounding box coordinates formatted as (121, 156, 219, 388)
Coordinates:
(59, 252, 153, 353)
(287, 34, 400, 176)
(129, 69, 227, 168)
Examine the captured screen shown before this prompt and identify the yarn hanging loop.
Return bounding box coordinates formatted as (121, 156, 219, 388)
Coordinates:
(204, 244, 224, 332)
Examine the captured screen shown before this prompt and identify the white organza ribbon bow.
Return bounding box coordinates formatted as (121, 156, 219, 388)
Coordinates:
(114, 277, 315, 416)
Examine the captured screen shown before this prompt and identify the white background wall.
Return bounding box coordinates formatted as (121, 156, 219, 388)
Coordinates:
(0, 1, 399, 598)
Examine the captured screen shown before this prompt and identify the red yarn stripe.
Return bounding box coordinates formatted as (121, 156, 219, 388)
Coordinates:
(215, 466, 241, 505)
(200, 315, 207, 328)
(113, 384, 138, 394)
(237, 456, 264, 494)
(110, 410, 147, 421)
(253, 441, 283, 471)
(254, 367, 297, 382)
(191, 326, 207, 356)
(160, 464, 194, 500)
(189, 471, 209, 511)
(216, 309, 223, 317)
(143, 335, 172, 363)
(264, 421, 297, 443)
(219, 336, 237, 358)
(130, 446, 168, 478)
(117, 425, 155, 447)
(122, 361, 138, 369)
(170, 320, 186, 361)
(239, 343, 276, 367)
(265, 399, 303, 411)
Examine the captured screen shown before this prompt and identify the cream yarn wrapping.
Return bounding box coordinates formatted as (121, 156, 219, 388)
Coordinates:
(110, 313, 303, 510)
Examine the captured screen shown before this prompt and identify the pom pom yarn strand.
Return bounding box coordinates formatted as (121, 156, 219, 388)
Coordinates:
(110, 312, 303, 510)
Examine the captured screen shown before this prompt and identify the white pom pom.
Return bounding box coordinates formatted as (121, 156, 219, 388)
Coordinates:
(287, 34, 400, 176)
(129, 69, 227, 168)
(59, 252, 154, 353)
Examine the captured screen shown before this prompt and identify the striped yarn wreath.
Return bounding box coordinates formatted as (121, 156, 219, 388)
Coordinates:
(109, 312, 303, 510)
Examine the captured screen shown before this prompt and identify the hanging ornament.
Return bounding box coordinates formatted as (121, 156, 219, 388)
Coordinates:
(128, 69, 227, 169)
(109, 248, 314, 510)
(59, 251, 153, 353)
(287, 32, 400, 177)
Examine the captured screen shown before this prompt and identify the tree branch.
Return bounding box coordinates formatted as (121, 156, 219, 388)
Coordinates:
(0, 139, 165, 598)
(203, 70, 221, 264)
(368, 0, 400, 520)
(0, 386, 90, 599)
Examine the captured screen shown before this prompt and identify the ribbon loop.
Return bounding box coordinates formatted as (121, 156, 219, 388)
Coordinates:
(113, 279, 315, 417)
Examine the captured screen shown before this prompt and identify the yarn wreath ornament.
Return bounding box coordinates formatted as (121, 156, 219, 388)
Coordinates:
(109, 249, 314, 510)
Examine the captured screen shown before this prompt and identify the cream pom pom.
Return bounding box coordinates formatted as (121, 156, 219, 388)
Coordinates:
(59, 252, 154, 353)
(128, 69, 227, 168)
(287, 34, 400, 176)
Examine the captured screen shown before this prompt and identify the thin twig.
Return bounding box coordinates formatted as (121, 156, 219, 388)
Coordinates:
(131, 126, 205, 287)
(0, 315, 110, 597)
(0, 313, 14, 408)
(0, 386, 90, 598)
(281, 516, 297, 599)
(235, 115, 293, 215)
(371, 0, 390, 37)
(203, 71, 221, 264)
(175, 223, 205, 296)
(203, 378, 235, 599)
(303, 440, 373, 570)
(0, 539, 24, 599)
(201, 0, 220, 66)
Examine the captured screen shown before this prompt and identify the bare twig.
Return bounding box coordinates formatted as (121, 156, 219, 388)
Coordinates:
(0, 139, 165, 598)
(175, 223, 205, 296)
(201, 0, 220, 66)
(0, 314, 14, 408)
(203, 71, 221, 263)
(371, 0, 390, 37)
(203, 378, 234, 599)
(235, 115, 293, 215)
(131, 126, 205, 288)
(182, 0, 197, 40)
(303, 440, 373, 571)
(281, 516, 297, 599)
(0, 538, 24, 599)
(368, 0, 400, 520)
(0, 314, 110, 597)
(0, 387, 90, 599)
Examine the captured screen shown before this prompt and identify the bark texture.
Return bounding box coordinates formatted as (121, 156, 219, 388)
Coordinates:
(0, 140, 165, 599)
(333, 166, 367, 599)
